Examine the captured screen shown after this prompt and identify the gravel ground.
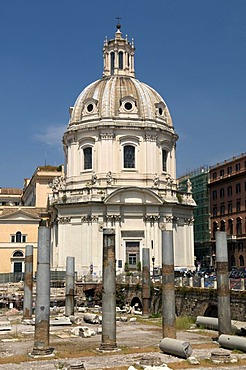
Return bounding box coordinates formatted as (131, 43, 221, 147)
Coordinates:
(0, 313, 246, 369)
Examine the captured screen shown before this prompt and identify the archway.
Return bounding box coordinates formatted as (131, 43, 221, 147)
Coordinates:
(204, 304, 218, 318)
(130, 296, 142, 311)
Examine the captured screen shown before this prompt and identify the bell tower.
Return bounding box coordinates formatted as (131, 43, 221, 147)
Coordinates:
(103, 22, 135, 77)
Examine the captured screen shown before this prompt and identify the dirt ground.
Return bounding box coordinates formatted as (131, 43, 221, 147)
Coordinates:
(0, 310, 246, 370)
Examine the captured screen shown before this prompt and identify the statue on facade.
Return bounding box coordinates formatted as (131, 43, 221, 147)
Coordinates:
(49, 176, 66, 192)
(106, 171, 113, 185)
(153, 173, 159, 186)
(91, 172, 97, 185)
(187, 178, 192, 193)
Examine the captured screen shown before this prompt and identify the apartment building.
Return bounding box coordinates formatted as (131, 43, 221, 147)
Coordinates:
(209, 153, 246, 269)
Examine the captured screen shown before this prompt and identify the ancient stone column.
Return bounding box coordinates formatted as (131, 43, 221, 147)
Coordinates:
(216, 231, 231, 335)
(99, 229, 117, 350)
(65, 256, 75, 317)
(142, 248, 151, 316)
(23, 245, 33, 320)
(162, 230, 176, 338)
(31, 222, 53, 356)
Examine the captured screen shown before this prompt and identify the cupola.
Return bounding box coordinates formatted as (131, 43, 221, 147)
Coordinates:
(103, 22, 135, 77)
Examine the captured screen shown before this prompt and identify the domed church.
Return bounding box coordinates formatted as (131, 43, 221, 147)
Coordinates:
(49, 24, 195, 277)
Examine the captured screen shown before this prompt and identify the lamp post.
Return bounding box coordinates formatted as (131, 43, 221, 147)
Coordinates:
(152, 256, 155, 280)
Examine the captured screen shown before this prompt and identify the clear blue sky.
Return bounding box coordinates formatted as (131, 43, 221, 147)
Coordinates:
(1, 0, 246, 188)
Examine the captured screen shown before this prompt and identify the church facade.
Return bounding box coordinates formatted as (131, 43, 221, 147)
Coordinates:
(49, 25, 195, 277)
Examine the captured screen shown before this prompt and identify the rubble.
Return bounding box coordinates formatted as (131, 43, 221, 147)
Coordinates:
(71, 326, 96, 337)
(83, 313, 100, 324)
(50, 316, 72, 326)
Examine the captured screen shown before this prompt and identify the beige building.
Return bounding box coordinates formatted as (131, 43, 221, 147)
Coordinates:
(49, 24, 195, 277)
(0, 166, 63, 275)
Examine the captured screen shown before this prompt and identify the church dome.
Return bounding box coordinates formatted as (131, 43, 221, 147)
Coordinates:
(63, 24, 179, 190)
(68, 25, 173, 129)
(69, 76, 173, 127)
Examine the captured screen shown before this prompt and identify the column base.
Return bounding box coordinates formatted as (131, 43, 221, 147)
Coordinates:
(98, 342, 119, 352)
(29, 347, 54, 358)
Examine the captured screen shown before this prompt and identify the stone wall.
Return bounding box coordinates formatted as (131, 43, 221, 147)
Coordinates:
(175, 287, 246, 321)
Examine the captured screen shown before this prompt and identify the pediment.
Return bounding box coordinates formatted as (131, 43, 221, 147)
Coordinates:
(0, 209, 40, 221)
(104, 187, 163, 205)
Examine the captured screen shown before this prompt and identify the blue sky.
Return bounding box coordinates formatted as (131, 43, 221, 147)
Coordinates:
(1, 0, 246, 188)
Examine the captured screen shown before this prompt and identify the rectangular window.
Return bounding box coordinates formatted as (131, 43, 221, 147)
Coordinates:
(236, 200, 241, 212)
(126, 241, 139, 270)
(162, 149, 167, 172)
(110, 52, 115, 75)
(83, 147, 92, 170)
(228, 202, 232, 214)
(227, 166, 232, 175)
(128, 254, 137, 266)
(213, 206, 217, 216)
(220, 169, 224, 177)
(236, 183, 241, 194)
(236, 163, 241, 171)
(212, 172, 217, 179)
(212, 190, 217, 200)
(220, 188, 224, 198)
(119, 51, 123, 69)
(227, 186, 232, 196)
(238, 242, 243, 251)
(220, 204, 225, 216)
(14, 262, 22, 273)
(124, 145, 135, 168)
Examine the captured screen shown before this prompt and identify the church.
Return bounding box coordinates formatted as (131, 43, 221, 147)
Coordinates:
(49, 23, 195, 277)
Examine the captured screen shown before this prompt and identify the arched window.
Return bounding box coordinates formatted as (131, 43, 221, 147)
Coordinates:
(83, 147, 92, 170)
(119, 51, 123, 69)
(212, 221, 218, 239)
(124, 145, 135, 168)
(228, 219, 233, 235)
(220, 220, 226, 231)
(16, 231, 21, 243)
(11, 231, 26, 243)
(236, 217, 242, 235)
(13, 250, 24, 257)
(110, 52, 115, 75)
(239, 255, 244, 267)
(162, 149, 168, 172)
